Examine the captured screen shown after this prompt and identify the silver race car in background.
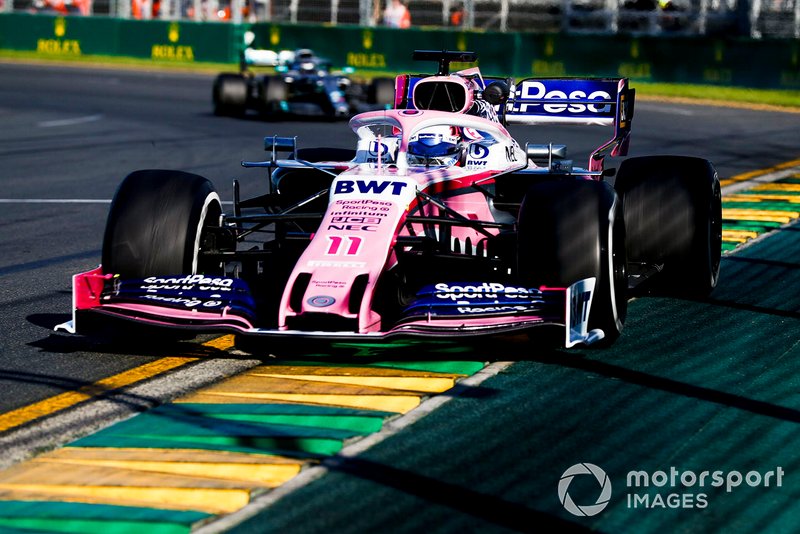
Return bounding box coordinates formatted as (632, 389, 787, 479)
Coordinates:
(213, 46, 395, 119)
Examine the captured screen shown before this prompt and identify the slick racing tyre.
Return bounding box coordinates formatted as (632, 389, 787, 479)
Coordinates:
(102, 170, 223, 279)
(258, 75, 289, 116)
(212, 73, 248, 116)
(517, 180, 627, 346)
(615, 156, 721, 297)
(368, 77, 396, 107)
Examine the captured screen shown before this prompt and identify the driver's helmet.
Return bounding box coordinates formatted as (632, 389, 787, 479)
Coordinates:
(407, 125, 463, 165)
(291, 49, 318, 73)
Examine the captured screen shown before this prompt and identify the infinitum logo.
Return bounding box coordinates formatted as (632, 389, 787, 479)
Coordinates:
(558, 463, 612, 517)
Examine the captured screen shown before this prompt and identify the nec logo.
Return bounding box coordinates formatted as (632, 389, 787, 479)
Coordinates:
(334, 180, 409, 196)
(505, 146, 518, 162)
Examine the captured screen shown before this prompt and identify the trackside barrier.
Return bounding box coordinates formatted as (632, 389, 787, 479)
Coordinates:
(0, 13, 798, 89)
(0, 13, 243, 63)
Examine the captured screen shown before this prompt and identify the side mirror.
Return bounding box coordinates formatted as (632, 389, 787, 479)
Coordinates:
(526, 144, 567, 160)
(483, 81, 510, 105)
(526, 143, 571, 172)
(264, 136, 297, 163)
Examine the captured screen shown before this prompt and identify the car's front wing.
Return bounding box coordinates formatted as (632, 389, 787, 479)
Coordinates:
(56, 268, 603, 347)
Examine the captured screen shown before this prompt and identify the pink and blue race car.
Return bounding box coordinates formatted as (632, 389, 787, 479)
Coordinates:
(58, 51, 721, 348)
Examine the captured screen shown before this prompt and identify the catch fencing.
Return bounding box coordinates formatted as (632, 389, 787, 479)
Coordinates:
(2, 0, 798, 38)
(1, 12, 798, 90)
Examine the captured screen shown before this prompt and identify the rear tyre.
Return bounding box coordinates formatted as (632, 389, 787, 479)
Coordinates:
(258, 75, 289, 116)
(102, 170, 222, 279)
(368, 77, 395, 107)
(517, 180, 627, 346)
(615, 155, 721, 297)
(212, 73, 248, 116)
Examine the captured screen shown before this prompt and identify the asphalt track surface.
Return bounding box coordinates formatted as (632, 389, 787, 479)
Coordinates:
(0, 62, 799, 532)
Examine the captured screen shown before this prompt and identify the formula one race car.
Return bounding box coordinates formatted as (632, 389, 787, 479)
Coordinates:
(59, 51, 721, 348)
(213, 47, 395, 119)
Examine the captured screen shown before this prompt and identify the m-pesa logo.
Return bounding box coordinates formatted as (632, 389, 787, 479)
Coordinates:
(515, 81, 612, 114)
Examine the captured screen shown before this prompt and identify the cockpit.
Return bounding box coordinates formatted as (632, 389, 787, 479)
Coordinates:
(406, 125, 464, 167)
(353, 122, 469, 169)
(349, 110, 513, 174)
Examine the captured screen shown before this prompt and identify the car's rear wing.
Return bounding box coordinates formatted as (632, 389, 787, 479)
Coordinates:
(506, 78, 632, 126)
(506, 78, 635, 169)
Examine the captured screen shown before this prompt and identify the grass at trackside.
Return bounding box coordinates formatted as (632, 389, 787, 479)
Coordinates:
(0, 49, 234, 74)
(631, 81, 800, 109)
(3, 49, 800, 110)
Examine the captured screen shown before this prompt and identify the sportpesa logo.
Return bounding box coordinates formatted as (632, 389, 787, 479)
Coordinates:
(558, 463, 612, 517)
(433, 282, 543, 302)
(143, 275, 233, 286)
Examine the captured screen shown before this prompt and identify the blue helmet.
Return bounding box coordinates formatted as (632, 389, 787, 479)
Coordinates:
(408, 126, 461, 158)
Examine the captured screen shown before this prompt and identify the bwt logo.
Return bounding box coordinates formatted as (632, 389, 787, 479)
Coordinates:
(469, 144, 489, 159)
(334, 180, 408, 196)
(369, 141, 390, 156)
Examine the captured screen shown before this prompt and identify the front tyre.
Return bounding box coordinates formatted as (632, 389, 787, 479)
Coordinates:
(517, 180, 627, 346)
(102, 170, 222, 279)
(368, 77, 395, 107)
(258, 75, 289, 117)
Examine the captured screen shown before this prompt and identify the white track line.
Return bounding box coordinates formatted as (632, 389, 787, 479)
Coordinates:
(0, 199, 112, 204)
(2, 163, 794, 206)
(37, 114, 104, 128)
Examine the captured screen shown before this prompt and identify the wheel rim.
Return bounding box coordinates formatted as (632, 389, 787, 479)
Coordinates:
(193, 192, 222, 275)
(607, 200, 628, 333)
(709, 180, 722, 287)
